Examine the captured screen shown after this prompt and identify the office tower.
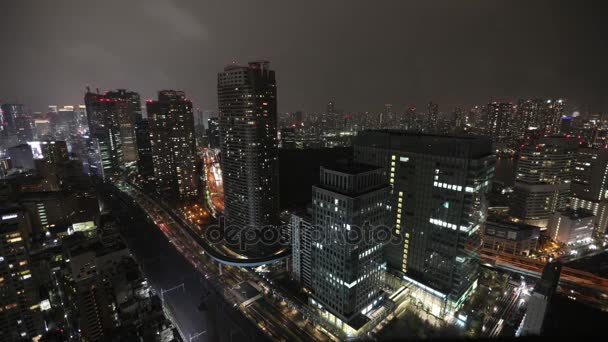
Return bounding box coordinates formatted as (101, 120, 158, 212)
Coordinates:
(482, 219, 540, 256)
(84, 88, 123, 180)
(542, 99, 565, 135)
(560, 115, 573, 134)
(0, 205, 44, 340)
(452, 107, 466, 133)
(547, 208, 594, 245)
(325, 100, 336, 129)
(52, 105, 78, 140)
(1, 103, 32, 149)
(147, 90, 198, 199)
(426, 101, 438, 131)
(516, 98, 565, 141)
(516, 98, 544, 142)
(134, 118, 154, 182)
(294, 111, 304, 125)
(207, 117, 220, 149)
(571, 147, 608, 234)
(381, 103, 393, 128)
(290, 210, 313, 289)
(354, 130, 495, 316)
(34, 119, 51, 139)
(39, 140, 69, 164)
(519, 262, 562, 336)
(217, 61, 279, 254)
(310, 162, 389, 330)
(483, 102, 514, 143)
(511, 137, 577, 227)
(104, 89, 142, 165)
(69, 251, 115, 341)
(404, 106, 417, 130)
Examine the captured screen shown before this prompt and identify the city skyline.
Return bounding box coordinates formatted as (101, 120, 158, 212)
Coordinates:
(3, 2, 608, 341)
(1, 0, 607, 114)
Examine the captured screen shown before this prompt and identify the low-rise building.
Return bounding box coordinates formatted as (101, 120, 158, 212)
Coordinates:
(547, 208, 594, 245)
(483, 219, 540, 256)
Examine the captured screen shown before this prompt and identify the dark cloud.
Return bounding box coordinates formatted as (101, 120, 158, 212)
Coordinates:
(1, 0, 606, 114)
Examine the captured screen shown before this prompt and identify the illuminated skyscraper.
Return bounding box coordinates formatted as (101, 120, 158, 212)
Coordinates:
(354, 130, 495, 316)
(310, 162, 389, 329)
(104, 89, 142, 165)
(483, 102, 514, 143)
(511, 137, 576, 227)
(134, 117, 154, 183)
(0, 205, 44, 340)
(515, 98, 565, 142)
(571, 147, 608, 234)
(84, 89, 123, 180)
(217, 61, 279, 255)
(426, 101, 439, 131)
(0, 103, 33, 148)
(147, 90, 198, 199)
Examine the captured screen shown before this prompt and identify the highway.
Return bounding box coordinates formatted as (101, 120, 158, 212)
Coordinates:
(479, 248, 608, 293)
(112, 182, 334, 341)
(481, 283, 527, 338)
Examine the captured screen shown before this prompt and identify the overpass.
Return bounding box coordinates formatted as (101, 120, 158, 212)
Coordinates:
(111, 182, 291, 267)
(479, 248, 608, 293)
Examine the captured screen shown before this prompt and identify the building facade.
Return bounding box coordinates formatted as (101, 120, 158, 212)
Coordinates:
(310, 162, 389, 331)
(147, 90, 198, 199)
(547, 208, 594, 245)
(290, 210, 313, 290)
(511, 137, 577, 227)
(571, 147, 608, 234)
(483, 102, 514, 144)
(354, 130, 495, 317)
(482, 219, 540, 256)
(217, 61, 279, 255)
(0, 205, 44, 340)
(84, 89, 123, 180)
(104, 89, 142, 165)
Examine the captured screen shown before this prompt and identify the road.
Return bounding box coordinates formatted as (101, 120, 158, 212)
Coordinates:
(481, 283, 526, 337)
(101, 185, 266, 342)
(112, 182, 331, 341)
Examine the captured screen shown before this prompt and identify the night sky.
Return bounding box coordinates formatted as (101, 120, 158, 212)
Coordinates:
(1, 0, 606, 114)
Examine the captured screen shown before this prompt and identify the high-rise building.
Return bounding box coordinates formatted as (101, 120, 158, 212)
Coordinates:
(84, 88, 123, 180)
(104, 89, 142, 165)
(426, 101, 439, 131)
(310, 162, 389, 330)
(217, 61, 279, 254)
(511, 137, 577, 227)
(483, 102, 514, 143)
(134, 118, 154, 183)
(1, 103, 33, 148)
(0, 205, 44, 340)
(207, 117, 220, 149)
(147, 90, 198, 199)
(571, 147, 608, 234)
(354, 130, 495, 316)
(290, 210, 313, 290)
(39, 140, 69, 164)
(515, 98, 565, 142)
